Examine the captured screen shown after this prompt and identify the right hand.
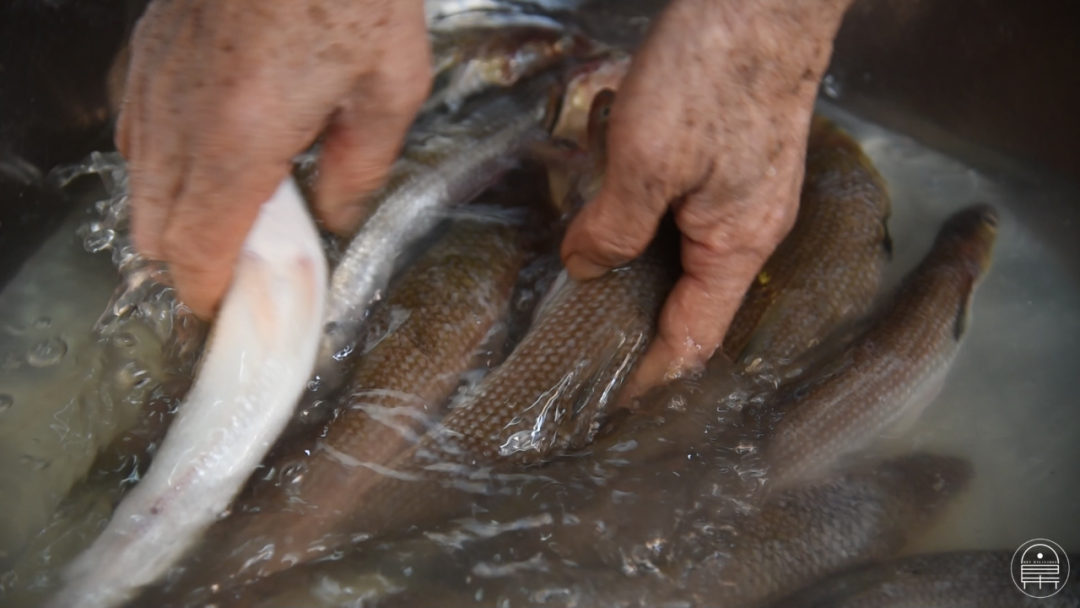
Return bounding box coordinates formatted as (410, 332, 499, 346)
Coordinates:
(117, 0, 432, 318)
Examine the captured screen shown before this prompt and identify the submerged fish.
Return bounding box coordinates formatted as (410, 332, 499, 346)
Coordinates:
(160, 218, 525, 595)
(768, 550, 1080, 608)
(316, 73, 561, 393)
(288, 452, 971, 608)
(676, 452, 973, 607)
(48, 178, 326, 608)
(723, 114, 893, 366)
(759, 205, 998, 486)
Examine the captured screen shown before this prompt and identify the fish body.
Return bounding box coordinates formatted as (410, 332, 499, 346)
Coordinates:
(48, 178, 326, 608)
(168, 219, 525, 593)
(414, 244, 676, 468)
(768, 551, 1080, 608)
(680, 453, 974, 607)
(427, 26, 594, 113)
(316, 73, 560, 392)
(760, 205, 999, 486)
(335, 453, 972, 608)
(724, 114, 892, 366)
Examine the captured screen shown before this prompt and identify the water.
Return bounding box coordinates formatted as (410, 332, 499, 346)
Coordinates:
(1, 106, 1079, 606)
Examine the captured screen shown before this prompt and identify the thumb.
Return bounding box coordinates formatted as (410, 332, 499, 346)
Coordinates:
(560, 164, 668, 280)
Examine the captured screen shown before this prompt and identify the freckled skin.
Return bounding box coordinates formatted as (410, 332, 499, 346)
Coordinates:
(560, 0, 859, 392)
(118, 0, 432, 318)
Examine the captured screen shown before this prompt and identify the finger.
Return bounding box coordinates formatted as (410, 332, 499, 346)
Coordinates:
(314, 47, 431, 234)
(124, 6, 195, 260)
(159, 155, 287, 318)
(560, 90, 671, 280)
(157, 81, 295, 318)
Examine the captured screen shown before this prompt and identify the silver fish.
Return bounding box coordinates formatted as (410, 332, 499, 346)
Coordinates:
(47, 177, 326, 608)
(316, 73, 561, 394)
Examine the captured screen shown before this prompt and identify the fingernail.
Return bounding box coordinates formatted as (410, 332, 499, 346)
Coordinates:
(563, 251, 613, 280)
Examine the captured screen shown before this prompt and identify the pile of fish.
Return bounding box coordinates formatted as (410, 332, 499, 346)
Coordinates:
(1, 5, 1074, 608)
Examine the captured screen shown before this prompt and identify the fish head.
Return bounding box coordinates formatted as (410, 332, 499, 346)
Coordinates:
(934, 204, 999, 281)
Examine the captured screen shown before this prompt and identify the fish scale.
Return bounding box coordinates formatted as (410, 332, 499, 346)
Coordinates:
(724, 114, 892, 366)
(760, 204, 999, 487)
(315, 72, 561, 394)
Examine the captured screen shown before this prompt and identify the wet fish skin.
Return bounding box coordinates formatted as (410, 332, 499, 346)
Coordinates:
(347, 453, 972, 608)
(723, 114, 892, 366)
(143, 219, 525, 600)
(427, 26, 595, 113)
(767, 551, 1080, 608)
(47, 178, 326, 608)
(415, 242, 676, 467)
(676, 452, 975, 607)
(316, 73, 561, 394)
(760, 204, 999, 486)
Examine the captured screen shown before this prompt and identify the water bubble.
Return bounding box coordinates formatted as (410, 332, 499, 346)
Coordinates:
(0, 394, 12, 413)
(822, 73, 843, 99)
(111, 332, 138, 348)
(32, 316, 52, 329)
(26, 337, 68, 367)
(85, 227, 117, 253)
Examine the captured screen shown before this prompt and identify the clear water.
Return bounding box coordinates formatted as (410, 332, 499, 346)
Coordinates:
(1, 104, 1079, 606)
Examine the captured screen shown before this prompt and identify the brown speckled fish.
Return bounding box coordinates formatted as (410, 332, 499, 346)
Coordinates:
(760, 204, 999, 487)
(723, 114, 893, 366)
(297, 452, 971, 608)
(767, 550, 1080, 608)
(143, 218, 525, 597)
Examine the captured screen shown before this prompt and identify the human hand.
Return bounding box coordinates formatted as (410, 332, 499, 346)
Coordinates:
(117, 0, 431, 318)
(560, 0, 854, 395)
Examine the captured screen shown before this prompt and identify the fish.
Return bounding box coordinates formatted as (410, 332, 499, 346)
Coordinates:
(722, 114, 893, 367)
(758, 204, 999, 487)
(46, 177, 326, 608)
(257, 452, 971, 608)
(675, 452, 974, 607)
(315, 72, 562, 395)
(767, 550, 1080, 608)
(426, 25, 595, 113)
(152, 217, 526, 598)
(411, 235, 676, 468)
(425, 0, 587, 31)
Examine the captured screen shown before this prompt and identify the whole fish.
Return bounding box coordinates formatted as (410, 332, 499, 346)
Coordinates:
(47, 177, 326, 608)
(759, 204, 999, 486)
(768, 550, 1080, 608)
(723, 114, 893, 367)
(155, 218, 525, 599)
(316, 73, 561, 394)
(277, 452, 970, 608)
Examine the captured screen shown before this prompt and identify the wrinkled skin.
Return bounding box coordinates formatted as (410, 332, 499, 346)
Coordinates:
(117, 0, 432, 317)
(120, 0, 854, 380)
(561, 0, 855, 393)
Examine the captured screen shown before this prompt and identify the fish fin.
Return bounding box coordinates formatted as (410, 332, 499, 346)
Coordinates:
(953, 288, 973, 342)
